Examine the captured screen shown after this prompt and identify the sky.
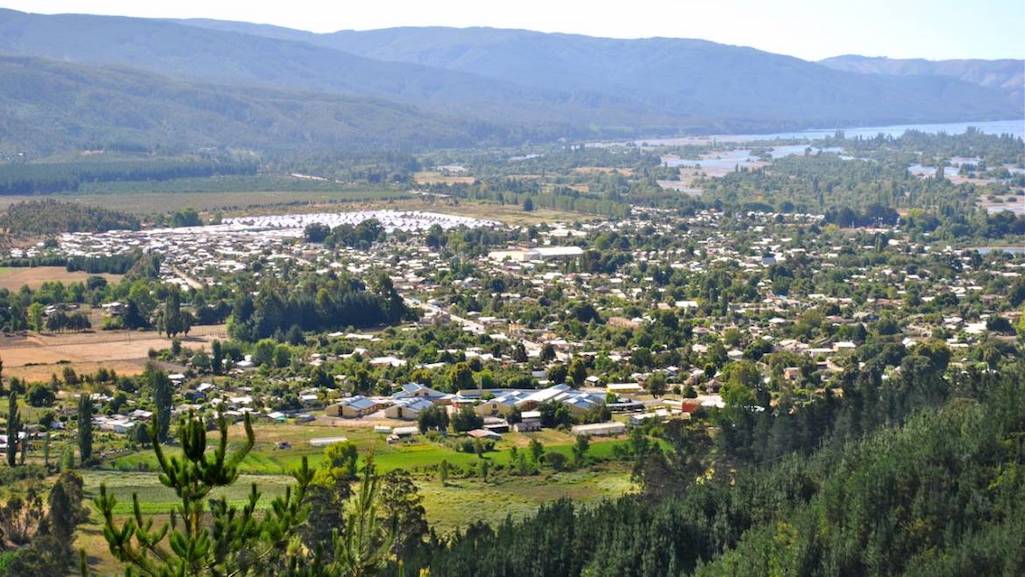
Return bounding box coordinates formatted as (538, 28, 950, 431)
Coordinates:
(1, 0, 1023, 61)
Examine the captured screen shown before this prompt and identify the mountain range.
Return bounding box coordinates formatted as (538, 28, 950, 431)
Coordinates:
(0, 8, 1020, 155)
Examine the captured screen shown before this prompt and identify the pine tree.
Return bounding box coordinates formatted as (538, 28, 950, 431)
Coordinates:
(78, 394, 94, 464)
(6, 390, 20, 467)
(211, 339, 224, 375)
(83, 412, 318, 577)
(146, 363, 173, 442)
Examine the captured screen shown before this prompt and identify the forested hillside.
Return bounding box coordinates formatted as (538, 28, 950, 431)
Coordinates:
(0, 200, 140, 234)
(0, 56, 522, 156)
(0, 8, 1017, 155)
(413, 360, 1025, 577)
(821, 55, 1024, 104)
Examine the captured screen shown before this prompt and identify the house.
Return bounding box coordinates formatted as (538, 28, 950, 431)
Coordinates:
(474, 391, 528, 417)
(513, 410, 542, 432)
(571, 422, 626, 437)
(326, 396, 380, 418)
(384, 398, 434, 420)
(482, 417, 510, 433)
(606, 383, 643, 395)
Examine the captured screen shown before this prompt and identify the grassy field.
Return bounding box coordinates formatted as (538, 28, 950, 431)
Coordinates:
(108, 421, 632, 476)
(75, 464, 633, 575)
(76, 422, 636, 574)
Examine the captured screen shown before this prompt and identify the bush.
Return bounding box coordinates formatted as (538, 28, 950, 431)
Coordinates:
(27, 383, 56, 407)
(545, 451, 568, 471)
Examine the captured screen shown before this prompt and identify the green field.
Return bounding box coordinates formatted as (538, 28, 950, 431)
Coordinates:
(107, 422, 632, 476)
(81, 465, 634, 529)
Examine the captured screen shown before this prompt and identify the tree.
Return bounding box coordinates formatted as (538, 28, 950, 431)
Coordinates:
(646, 372, 668, 398)
(6, 391, 20, 467)
(572, 434, 590, 468)
(447, 362, 475, 391)
(333, 460, 394, 577)
(528, 438, 545, 464)
(379, 469, 428, 558)
(547, 364, 569, 385)
(417, 404, 450, 433)
(27, 302, 44, 331)
(273, 344, 293, 368)
(522, 197, 535, 212)
(451, 405, 483, 433)
(253, 338, 277, 367)
(82, 412, 317, 577)
(27, 383, 55, 407)
(439, 459, 449, 486)
(75, 394, 94, 465)
(145, 363, 173, 442)
(305, 443, 358, 557)
(538, 401, 573, 428)
(211, 339, 224, 375)
(568, 358, 588, 387)
(305, 223, 331, 243)
(47, 471, 87, 552)
(161, 287, 185, 338)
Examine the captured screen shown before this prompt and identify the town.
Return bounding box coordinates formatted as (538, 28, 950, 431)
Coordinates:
(0, 8, 1022, 573)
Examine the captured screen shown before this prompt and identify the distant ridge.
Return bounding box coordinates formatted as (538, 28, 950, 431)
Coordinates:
(0, 8, 1020, 154)
(820, 55, 1024, 104)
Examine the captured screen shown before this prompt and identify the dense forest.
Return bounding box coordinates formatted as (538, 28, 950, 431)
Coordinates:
(409, 359, 1025, 577)
(227, 272, 411, 341)
(0, 157, 256, 195)
(0, 200, 139, 234)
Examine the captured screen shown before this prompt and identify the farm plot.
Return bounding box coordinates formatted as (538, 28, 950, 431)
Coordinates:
(0, 266, 122, 290)
(0, 324, 227, 380)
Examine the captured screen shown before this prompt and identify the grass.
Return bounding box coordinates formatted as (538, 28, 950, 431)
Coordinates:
(107, 421, 633, 476)
(75, 422, 639, 574)
(80, 464, 634, 529)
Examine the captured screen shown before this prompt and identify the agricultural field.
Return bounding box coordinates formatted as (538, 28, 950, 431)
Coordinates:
(0, 324, 226, 380)
(0, 266, 122, 291)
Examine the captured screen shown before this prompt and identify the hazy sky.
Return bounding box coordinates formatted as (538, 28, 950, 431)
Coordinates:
(2, 0, 1023, 60)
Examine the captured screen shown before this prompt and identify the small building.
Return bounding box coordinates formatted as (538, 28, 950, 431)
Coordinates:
(467, 428, 502, 440)
(606, 383, 643, 395)
(571, 422, 626, 437)
(513, 410, 542, 432)
(309, 436, 349, 448)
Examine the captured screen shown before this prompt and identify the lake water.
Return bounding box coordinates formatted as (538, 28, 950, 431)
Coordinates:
(973, 246, 1025, 256)
(663, 145, 844, 170)
(630, 118, 1024, 147)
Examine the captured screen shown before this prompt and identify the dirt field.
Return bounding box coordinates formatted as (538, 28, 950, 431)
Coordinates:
(0, 266, 123, 290)
(572, 166, 635, 176)
(413, 171, 477, 185)
(0, 324, 227, 381)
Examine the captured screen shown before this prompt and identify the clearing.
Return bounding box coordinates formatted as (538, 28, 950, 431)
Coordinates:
(0, 266, 123, 291)
(0, 324, 227, 380)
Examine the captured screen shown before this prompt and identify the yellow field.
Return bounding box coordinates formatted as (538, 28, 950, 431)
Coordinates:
(413, 171, 477, 185)
(0, 266, 123, 291)
(0, 324, 227, 381)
